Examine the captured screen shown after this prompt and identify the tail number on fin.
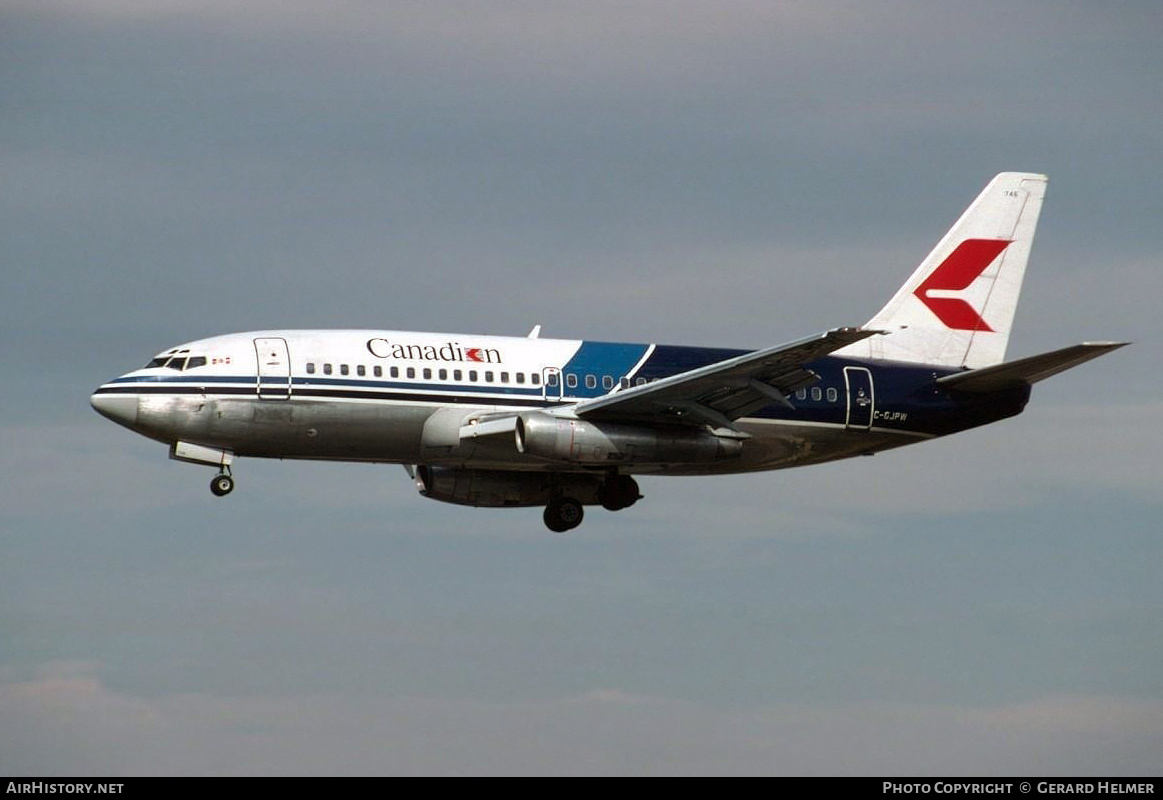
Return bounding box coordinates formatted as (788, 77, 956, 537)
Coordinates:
(914, 239, 1012, 331)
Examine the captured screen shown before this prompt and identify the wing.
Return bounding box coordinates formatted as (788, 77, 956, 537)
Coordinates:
(571, 327, 880, 430)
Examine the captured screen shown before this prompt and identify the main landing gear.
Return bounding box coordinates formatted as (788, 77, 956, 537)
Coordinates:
(541, 475, 641, 533)
(543, 496, 584, 533)
(599, 474, 641, 512)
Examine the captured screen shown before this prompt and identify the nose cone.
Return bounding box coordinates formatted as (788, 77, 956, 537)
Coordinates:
(90, 392, 139, 428)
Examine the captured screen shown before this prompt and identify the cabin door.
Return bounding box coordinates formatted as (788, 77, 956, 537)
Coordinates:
(542, 367, 564, 403)
(255, 337, 292, 400)
(843, 366, 874, 429)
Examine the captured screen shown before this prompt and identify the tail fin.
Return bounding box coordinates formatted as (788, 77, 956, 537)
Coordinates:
(839, 172, 1047, 368)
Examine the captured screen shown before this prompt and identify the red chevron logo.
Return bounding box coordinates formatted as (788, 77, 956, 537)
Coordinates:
(914, 238, 1012, 331)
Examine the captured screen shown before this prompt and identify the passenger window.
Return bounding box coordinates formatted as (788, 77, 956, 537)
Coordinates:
(826, 388, 838, 402)
(546, 373, 559, 387)
(620, 377, 630, 389)
(406, 367, 415, 379)
(516, 373, 525, 384)
(602, 376, 614, 390)
(635, 377, 647, 386)
(307, 363, 316, 375)
(423, 368, 432, 380)
(795, 388, 806, 400)
(811, 387, 822, 401)
(500, 372, 510, 383)
(357, 365, 366, 377)
(453, 369, 462, 381)
(485, 371, 494, 382)
(340, 364, 349, 376)
(388, 366, 396, 378)
(469, 370, 478, 382)
(373, 366, 382, 377)
(324, 364, 333, 375)
(438, 369, 448, 380)
(566, 374, 578, 389)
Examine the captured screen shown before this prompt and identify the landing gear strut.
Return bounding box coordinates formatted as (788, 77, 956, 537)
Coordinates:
(543, 496, 584, 533)
(210, 469, 234, 497)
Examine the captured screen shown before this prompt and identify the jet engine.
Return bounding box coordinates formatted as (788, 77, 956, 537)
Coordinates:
(514, 412, 743, 465)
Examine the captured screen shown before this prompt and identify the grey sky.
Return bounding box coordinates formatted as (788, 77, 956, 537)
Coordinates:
(2, 0, 1160, 775)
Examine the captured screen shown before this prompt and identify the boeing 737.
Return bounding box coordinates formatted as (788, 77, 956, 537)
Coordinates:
(91, 173, 1125, 531)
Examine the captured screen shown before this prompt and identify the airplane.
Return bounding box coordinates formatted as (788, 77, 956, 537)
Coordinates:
(91, 172, 1125, 532)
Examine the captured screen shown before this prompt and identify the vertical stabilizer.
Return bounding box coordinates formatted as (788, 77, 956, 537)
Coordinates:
(838, 172, 1047, 368)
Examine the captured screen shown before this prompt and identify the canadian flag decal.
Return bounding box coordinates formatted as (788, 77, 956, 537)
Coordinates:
(914, 238, 1011, 331)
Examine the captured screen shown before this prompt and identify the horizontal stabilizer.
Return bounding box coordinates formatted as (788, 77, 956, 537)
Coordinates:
(936, 342, 1128, 393)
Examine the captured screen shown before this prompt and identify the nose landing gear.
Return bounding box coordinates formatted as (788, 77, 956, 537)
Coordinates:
(210, 469, 234, 497)
(169, 441, 235, 498)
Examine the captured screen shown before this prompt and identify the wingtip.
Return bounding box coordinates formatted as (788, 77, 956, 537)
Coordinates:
(1076, 341, 1131, 354)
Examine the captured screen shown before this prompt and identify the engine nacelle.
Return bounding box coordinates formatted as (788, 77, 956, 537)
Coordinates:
(515, 412, 743, 465)
(415, 466, 603, 507)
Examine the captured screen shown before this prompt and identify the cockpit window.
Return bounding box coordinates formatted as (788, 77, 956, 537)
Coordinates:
(145, 353, 208, 371)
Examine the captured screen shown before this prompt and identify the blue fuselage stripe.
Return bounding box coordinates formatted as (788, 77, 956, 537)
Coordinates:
(561, 341, 651, 383)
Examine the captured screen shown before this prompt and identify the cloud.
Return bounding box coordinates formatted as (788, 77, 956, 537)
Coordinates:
(2, 662, 1159, 775)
